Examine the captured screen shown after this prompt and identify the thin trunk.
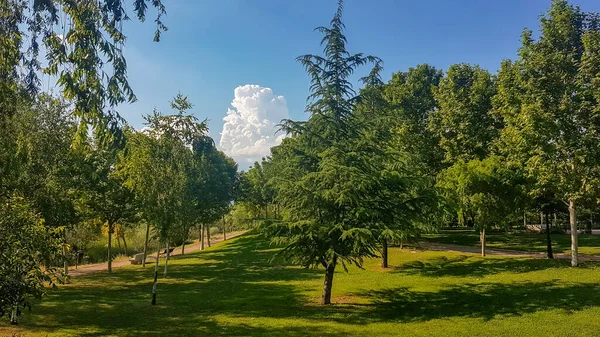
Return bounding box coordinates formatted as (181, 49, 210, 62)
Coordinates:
(63, 231, 69, 278)
(142, 222, 150, 268)
(10, 304, 18, 325)
(163, 242, 170, 278)
(181, 225, 187, 255)
(569, 199, 578, 267)
(116, 234, 121, 250)
(523, 211, 527, 228)
(107, 224, 113, 274)
(546, 212, 553, 259)
(223, 216, 227, 241)
(480, 227, 486, 257)
(400, 237, 403, 250)
(206, 225, 211, 248)
(122, 233, 128, 256)
(151, 240, 161, 305)
(200, 225, 204, 250)
(540, 211, 544, 232)
(321, 258, 337, 305)
(587, 213, 593, 234)
(381, 238, 388, 268)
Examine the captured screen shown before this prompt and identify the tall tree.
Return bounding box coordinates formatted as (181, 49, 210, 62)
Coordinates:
(495, 0, 600, 266)
(264, 0, 386, 305)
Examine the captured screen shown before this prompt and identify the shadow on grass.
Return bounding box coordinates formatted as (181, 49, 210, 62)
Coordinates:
(357, 281, 600, 323)
(393, 255, 568, 278)
(8, 234, 600, 336)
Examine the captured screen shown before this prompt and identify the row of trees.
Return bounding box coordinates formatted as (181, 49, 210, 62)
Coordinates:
(1, 90, 238, 323)
(239, 0, 600, 305)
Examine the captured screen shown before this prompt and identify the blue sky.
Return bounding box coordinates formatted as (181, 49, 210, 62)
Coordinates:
(111, 0, 600, 166)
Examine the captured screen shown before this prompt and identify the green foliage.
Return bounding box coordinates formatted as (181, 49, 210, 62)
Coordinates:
(429, 63, 498, 164)
(438, 156, 525, 231)
(495, 0, 600, 204)
(0, 197, 62, 321)
(384, 64, 445, 174)
(1, 0, 167, 143)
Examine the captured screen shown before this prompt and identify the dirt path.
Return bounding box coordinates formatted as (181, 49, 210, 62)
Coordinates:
(418, 241, 600, 262)
(68, 231, 247, 277)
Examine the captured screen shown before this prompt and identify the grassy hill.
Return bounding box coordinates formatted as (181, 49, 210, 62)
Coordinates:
(3, 233, 600, 336)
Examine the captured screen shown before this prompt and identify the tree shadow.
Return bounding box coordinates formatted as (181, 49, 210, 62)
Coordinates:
(10, 234, 335, 337)
(356, 281, 600, 323)
(393, 255, 568, 278)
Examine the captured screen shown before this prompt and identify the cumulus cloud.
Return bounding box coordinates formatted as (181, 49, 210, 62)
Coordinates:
(219, 84, 288, 167)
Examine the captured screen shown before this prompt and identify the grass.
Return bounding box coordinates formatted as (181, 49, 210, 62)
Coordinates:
(421, 229, 600, 255)
(3, 233, 600, 336)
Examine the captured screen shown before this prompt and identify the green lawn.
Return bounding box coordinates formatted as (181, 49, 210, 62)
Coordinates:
(3, 233, 600, 336)
(422, 229, 600, 255)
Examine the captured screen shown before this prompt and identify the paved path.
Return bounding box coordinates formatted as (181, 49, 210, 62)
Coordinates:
(68, 231, 247, 277)
(418, 241, 600, 262)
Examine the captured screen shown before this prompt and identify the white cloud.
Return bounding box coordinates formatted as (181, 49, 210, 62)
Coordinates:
(219, 84, 288, 167)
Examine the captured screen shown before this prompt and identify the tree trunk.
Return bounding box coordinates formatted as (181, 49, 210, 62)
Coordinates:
(321, 259, 337, 305)
(142, 222, 150, 268)
(181, 225, 187, 255)
(480, 227, 486, 257)
(569, 199, 578, 267)
(400, 237, 403, 249)
(587, 213, 593, 234)
(107, 223, 113, 274)
(523, 211, 527, 229)
(381, 238, 388, 268)
(206, 225, 211, 248)
(223, 216, 227, 241)
(200, 225, 204, 250)
(122, 232, 128, 256)
(546, 212, 553, 259)
(151, 240, 161, 305)
(540, 211, 544, 231)
(10, 304, 18, 324)
(116, 234, 121, 250)
(63, 231, 69, 279)
(163, 242, 170, 278)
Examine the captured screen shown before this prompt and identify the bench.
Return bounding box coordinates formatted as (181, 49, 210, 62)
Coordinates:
(129, 253, 145, 265)
(160, 247, 175, 257)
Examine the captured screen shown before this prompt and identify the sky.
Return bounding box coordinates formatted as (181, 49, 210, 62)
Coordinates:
(74, 0, 600, 168)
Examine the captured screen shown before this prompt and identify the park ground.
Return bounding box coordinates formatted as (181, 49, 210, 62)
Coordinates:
(3, 232, 600, 337)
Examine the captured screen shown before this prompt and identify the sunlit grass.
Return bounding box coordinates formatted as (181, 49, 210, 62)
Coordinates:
(2, 233, 600, 336)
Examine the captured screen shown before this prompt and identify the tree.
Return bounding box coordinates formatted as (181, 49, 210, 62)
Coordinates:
(79, 145, 138, 274)
(494, 0, 600, 266)
(1, 0, 168, 142)
(120, 94, 207, 304)
(0, 197, 62, 324)
(384, 64, 445, 174)
(354, 64, 440, 269)
(263, 0, 385, 305)
(429, 63, 498, 165)
(438, 156, 524, 256)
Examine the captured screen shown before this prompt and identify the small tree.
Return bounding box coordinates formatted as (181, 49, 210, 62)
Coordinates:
(0, 198, 62, 324)
(438, 157, 524, 256)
